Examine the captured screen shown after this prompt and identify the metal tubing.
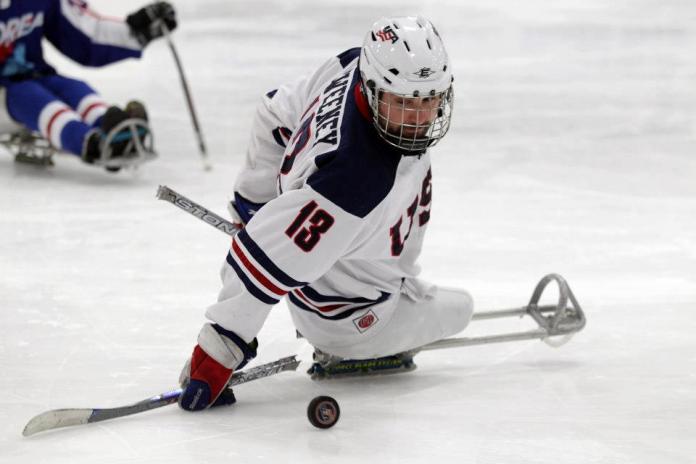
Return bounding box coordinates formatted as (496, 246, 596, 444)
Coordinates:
(420, 274, 586, 352)
(420, 329, 548, 351)
(471, 305, 565, 321)
(470, 307, 527, 320)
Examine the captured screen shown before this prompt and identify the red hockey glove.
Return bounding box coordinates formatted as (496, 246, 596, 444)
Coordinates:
(178, 323, 257, 411)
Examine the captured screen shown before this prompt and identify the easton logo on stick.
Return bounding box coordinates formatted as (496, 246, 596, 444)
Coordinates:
(172, 197, 237, 235)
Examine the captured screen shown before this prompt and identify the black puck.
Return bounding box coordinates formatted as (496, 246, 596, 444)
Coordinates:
(307, 396, 340, 429)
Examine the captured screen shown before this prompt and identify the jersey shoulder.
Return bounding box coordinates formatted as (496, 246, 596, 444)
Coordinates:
(336, 47, 361, 68)
(306, 64, 404, 219)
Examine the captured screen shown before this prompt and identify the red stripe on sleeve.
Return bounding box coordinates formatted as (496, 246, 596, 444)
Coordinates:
(294, 289, 348, 313)
(232, 239, 287, 297)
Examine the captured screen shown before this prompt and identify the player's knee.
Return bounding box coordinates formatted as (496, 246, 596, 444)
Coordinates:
(441, 288, 474, 336)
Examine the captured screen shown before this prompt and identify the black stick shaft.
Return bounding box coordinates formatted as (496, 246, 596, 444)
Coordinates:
(162, 25, 210, 168)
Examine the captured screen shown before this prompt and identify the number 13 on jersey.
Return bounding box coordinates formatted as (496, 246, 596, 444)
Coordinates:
(285, 201, 335, 252)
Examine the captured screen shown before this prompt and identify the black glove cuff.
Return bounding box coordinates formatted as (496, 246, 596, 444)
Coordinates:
(212, 324, 258, 370)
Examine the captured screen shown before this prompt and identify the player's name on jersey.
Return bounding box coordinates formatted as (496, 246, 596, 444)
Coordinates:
(314, 70, 352, 147)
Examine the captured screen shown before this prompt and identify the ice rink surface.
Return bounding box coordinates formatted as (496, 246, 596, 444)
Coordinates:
(1, 0, 695, 462)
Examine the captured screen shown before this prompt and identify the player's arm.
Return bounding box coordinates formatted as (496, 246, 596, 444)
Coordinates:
(179, 187, 365, 411)
(44, 1, 176, 66)
(232, 55, 350, 223)
(231, 77, 318, 222)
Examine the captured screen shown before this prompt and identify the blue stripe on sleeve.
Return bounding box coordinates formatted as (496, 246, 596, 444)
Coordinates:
(288, 293, 383, 321)
(301, 286, 390, 304)
(271, 127, 287, 148)
(237, 229, 307, 288)
(226, 252, 280, 305)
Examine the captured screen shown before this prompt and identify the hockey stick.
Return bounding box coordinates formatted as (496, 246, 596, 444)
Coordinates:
(22, 355, 300, 437)
(161, 25, 211, 171)
(156, 185, 239, 236)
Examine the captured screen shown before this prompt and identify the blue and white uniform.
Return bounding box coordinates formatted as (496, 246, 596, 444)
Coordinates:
(209, 49, 473, 359)
(0, 0, 143, 155)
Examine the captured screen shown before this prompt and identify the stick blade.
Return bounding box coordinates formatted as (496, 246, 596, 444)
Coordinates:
(23, 409, 93, 437)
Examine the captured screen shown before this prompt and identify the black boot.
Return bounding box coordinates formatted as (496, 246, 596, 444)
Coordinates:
(81, 104, 150, 172)
(100, 106, 135, 163)
(125, 100, 148, 121)
(80, 129, 102, 165)
(81, 106, 129, 164)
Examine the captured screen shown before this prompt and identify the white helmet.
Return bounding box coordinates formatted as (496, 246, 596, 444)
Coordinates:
(359, 16, 454, 152)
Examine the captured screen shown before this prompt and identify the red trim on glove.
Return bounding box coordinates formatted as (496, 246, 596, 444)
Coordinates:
(189, 345, 234, 404)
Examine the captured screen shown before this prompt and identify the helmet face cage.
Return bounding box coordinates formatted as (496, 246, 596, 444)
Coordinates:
(367, 84, 453, 153)
(359, 16, 454, 153)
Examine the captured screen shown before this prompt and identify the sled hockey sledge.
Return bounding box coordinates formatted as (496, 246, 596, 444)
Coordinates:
(308, 272, 586, 378)
(0, 121, 157, 170)
(0, 129, 57, 166)
(424, 272, 585, 350)
(94, 118, 157, 170)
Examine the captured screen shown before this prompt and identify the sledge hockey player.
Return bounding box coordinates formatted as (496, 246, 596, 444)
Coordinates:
(0, 1, 177, 170)
(178, 16, 471, 411)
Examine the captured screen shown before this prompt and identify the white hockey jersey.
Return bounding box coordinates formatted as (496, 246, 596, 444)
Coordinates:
(206, 48, 435, 348)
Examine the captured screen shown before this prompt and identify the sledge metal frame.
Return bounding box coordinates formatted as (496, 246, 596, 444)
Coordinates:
(0, 129, 56, 166)
(94, 118, 157, 169)
(0, 119, 157, 170)
(421, 273, 586, 351)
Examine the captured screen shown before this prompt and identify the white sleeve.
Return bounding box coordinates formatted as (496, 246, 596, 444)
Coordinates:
(233, 57, 345, 205)
(205, 186, 365, 342)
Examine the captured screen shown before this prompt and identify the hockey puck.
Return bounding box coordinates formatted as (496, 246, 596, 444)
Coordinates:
(307, 396, 340, 429)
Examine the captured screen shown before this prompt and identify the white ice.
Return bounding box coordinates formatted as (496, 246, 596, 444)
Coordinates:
(1, 0, 695, 463)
